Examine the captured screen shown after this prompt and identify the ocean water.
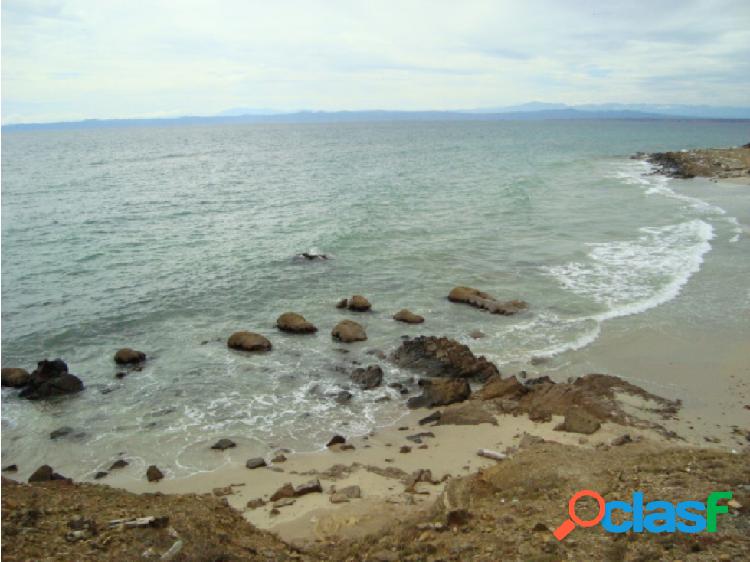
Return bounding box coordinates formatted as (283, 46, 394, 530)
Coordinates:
(2, 120, 749, 480)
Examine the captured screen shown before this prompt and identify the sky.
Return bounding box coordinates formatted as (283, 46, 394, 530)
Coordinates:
(2, 0, 750, 124)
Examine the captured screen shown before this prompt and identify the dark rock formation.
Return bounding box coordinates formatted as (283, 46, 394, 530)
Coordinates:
(351, 365, 383, 390)
(246, 458, 267, 469)
(332, 320, 367, 343)
(473, 375, 527, 401)
(407, 378, 471, 409)
(18, 359, 84, 400)
(28, 465, 68, 483)
(114, 348, 146, 365)
(347, 295, 371, 312)
(393, 309, 424, 324)
(276, 312, 317, 334)
(211, 439, 236, 451)
(1, 367, 29, 388)
(146, 465, 164, 482)
(227, 332, 272, 352)
(393, 336, 499, 381)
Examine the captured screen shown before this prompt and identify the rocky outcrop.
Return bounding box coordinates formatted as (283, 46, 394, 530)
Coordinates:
(393, 336, 499, 381)
(407, 378, 471, 409)
(332, 320, 367, 342)
(645, 146, 750, 179)
(114, 348, 146, 365)
(448, 287, 527, 315)
(227, 332, 272, 352)
(276, 312, 317, 334)
(1, 367, 29, 388)
(473, 375, 527, 401)
(393, 309, 424, 324)
(18, 359, 84, 400)
(351, 365, 383, 390)
(337, 295, 371, 311)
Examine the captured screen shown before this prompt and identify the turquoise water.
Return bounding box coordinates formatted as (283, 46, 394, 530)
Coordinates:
(2, 120, 749, 479)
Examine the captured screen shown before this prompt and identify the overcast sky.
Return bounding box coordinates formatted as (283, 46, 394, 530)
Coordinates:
(2, 0, 749, 123)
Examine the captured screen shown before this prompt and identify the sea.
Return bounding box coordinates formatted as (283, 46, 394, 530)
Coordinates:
(2, 119, 749, 480)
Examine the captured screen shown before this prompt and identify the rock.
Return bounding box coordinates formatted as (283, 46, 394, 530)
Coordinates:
(273, 498, 295, 508)
(270, 483, 295, 502)
(294, 479, 323, 496)
(246, 498, 266, 509)
(336, 298, 348, 309)
(347, 295, 371, 311)
(437, 402, 497, 425)
(28, 465, 67, 483)
(448, 286, 528, 315)
(115, 371, 127, 379)
(2, 464, 18, 472)
(469, 330, 486, 339)
(227, 332, 272, 352)
(337, 485, 361, 499)
(418, 411, 442, 425)
(330, 493, 350, 504)
(211, 439, 236, 451)
(611, 434, 633, 446)
(366, 349, 387, 360)
(556, 408, 601, 435)
(351, 365, 383, 390)
(473, 375, 528, 401)
(94, 471, 108, 480)
(245, 458, 267, 469)
(113, 348, 146, 365)
(393, 309, 424, 324)
(446, 509, 471, 527)
(406, 432, 435, 443)
(393, 336, 499, 381)
(272, 454, 287, 463)
(1, 367, 30, 388)
(407, 378, 471, 409)
(146, 465, 164, 482)
(331, 320, 367, 343)
(50, 426, 74, 440)
(109, 459, 129, 470)
(335, 390, 353, 404)
(327, 435, 346, 447)
(298, 252, 328, 260)
(276, 312, 317, 334)
(399, 446, 412, 453)
(18, 359, 84, 400)
(530, 356, 549, 366)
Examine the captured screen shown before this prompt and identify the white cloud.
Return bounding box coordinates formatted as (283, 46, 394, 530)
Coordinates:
(2, 0, 749, 123)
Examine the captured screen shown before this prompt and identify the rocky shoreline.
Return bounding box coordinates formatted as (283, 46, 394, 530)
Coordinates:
(637, 143, 750, 180)
(3, 283, 750, 559)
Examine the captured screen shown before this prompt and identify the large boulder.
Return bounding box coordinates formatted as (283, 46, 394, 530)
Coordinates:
(392, 336, 499, 381)
(18, 359, 84, 400)
(1, 367, 30, 388)
(473, 375, 528, 401)
(436, 402, 497, 425)
(393, 309, 424, 324)
(114, 348, 146, 365)
(555, 407, 602, 435)
(448, 286, 527, 315)
(227, 332, 272, 352)
(347, 295, 371, 312)
(351, 365, 383, 390)
(276, 312, 317, 334)
(332, 320, 367, 343)
(407, 378, 471, 409)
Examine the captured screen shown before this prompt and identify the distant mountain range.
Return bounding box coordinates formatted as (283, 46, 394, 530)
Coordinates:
(4, 103, 750, 131)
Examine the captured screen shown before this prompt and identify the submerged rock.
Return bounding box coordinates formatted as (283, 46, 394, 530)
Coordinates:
(109, 459, 129, 470)
(332, 320, 367, 343)
(114, 348, 146, 365)
(351, 365, 383, 390)
(335, 390, 353, 404)
(407, 378, 471, 409)
(448, 286, 527, 315)
(227, 332, 272, 352)
(1, 367, 30, 388)
(327, 435, 346, 447)
(276, 312, 317, 334)
(393, 309, 424, 324)
(210, 439, 236, 451)
(393, 336, 499, 381)
(19, 359, 84, 400)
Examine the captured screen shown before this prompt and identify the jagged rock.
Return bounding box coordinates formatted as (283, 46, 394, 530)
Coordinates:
(276, 312, 317, 334)
(227, 332, 272, 352)
(473, 375, 528, 401)
(211, 439, 236, 451)
(347, 295, 371, 311)
(393, 336, 499, 381)
(448, 286, 527, 315)
(407, 378, 471, 409)
(393, 309, 424, 324)
(1, 367, 29, 388)
(556, 408, 601, 434)
(2, 464, 18, 472)
(245, 458, 267, 469)
(270, 483, 295, 502)
(437, 402, 497, 425)
(418, 411, 442, 425)
(351, 365, 383, 390)
(109, 460, 128, 470)
(327, 435, 346, 447)
(114, 348, 146, 365)
(28, 465, 68, 483)
(18, 359, 84, 400)
(332, 320, 367, 343)
(294, 479, 323, 496)
(146, 465, 164, 482)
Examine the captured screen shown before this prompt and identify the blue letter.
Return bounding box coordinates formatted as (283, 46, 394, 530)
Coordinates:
(602, 501, 632, 533)
(676, 501, 706, 533)
(644, 501, 676, 533)
(632, 492, 644, 532)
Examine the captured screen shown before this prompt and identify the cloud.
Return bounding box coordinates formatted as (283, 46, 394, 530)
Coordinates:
(2, 0, 749, 123)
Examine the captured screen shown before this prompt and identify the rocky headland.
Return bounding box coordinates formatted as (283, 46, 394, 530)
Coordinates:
(640, 143, 750, 180)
